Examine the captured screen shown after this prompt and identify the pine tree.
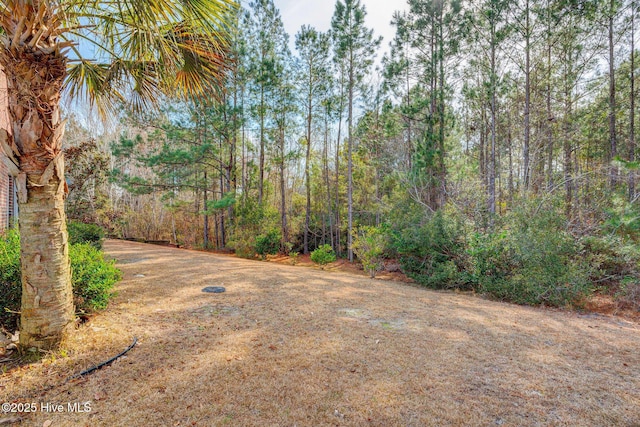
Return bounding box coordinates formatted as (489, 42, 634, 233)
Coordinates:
(295, 26, 332, 254)
(331, 0, 381, 262)
(245, 0, 288, 204)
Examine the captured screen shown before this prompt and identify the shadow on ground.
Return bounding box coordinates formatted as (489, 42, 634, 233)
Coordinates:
(1, 239, 639, 426)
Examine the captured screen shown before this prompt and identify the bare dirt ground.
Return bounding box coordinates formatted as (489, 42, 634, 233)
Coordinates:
(1, 239, 640, 426)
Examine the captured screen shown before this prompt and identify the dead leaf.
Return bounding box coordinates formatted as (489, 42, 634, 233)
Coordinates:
(43, 420, 52, 427)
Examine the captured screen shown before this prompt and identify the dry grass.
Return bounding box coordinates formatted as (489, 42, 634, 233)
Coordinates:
(1, 239, 639, 426)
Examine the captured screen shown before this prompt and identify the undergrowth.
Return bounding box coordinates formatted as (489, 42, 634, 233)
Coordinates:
(0, 225, 120, 330)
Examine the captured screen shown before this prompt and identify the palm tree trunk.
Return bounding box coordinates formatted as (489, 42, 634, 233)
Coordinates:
(19, 178, 74, 349)
(1, 44, 74, 350)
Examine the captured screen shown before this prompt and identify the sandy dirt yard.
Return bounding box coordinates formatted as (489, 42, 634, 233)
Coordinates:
(1, 239, 639, 426)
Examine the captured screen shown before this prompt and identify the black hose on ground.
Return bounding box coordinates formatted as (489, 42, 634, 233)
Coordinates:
(70, 337, 138, 379)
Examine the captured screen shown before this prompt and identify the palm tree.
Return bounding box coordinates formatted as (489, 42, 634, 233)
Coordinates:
(0, 0, 236, 350)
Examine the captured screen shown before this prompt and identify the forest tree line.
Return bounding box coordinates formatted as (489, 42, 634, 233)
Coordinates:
(66, 0, 640, 308)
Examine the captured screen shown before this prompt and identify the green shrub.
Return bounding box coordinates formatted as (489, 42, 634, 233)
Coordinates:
(229, 199, 279, 259)
(68, 221, 105, 249)
(0, 229, 21, 329)
(581, 235, 640, 285)
(69, 243, 121, 311)
(392, 210, 469, 289)
(602, 196, 640, 242)
(255, 229, 281, 259)
(615, 277, 640, 310)
(580, 229, 640, 309)
(469, 209, 591, 306)
(311, 244, 336, 268)
(351, 226, 388, 278)
(228, 235, 256, 259)
(0, 230, 120, 329)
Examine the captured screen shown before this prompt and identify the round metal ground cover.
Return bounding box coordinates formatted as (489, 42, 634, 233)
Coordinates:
(202, 286, 226, 293)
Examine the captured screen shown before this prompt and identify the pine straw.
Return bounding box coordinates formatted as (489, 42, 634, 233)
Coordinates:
(1, 240, 639, 426)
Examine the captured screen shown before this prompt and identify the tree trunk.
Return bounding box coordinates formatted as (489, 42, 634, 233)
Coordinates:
(609, 0, 617, 188)
(324, 105, 334, 250)
(480, 104, 486, 188)
(347, 53, 354, 262)
(231, 72, 238, 199)
(489, 21, 497, 222)
(405, 45, 413, 170)
(631, 0, 636, 201)
(241, 84, 247, 199)
(428, 18, 437, 209)
(279, 107, 288, 248)
(258, 84, 265, 204)
(546, 0, 554, 191)
(437, 4, 446, 208)
(508, 112, 514, 200)
(1, 42, 74, 350)
(564, 61, 573, 219)
(523, 0, 531, 191)
(219, 166, 227, 249)
(203, 170, 209, 248)
(19, 179, 74, 350)
(335, 68, 345, 256)
(304, 68, 313, 254)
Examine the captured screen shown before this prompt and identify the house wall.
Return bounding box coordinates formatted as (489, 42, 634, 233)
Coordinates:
(0, 72, 12, 231)
(0, 154, 8, 230)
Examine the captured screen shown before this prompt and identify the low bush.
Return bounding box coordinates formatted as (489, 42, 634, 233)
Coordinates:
(0, 230, 120, 330)
(0, 229, 21, 329)
(389, 198, 593, 307)
(69, 243, 122, 311)
(602, 196, 640, 242)
(615, 277, 640, 311)
(228, 199, 280, 259)
(581, 235, 640, 285)
(469, 208, 591, 306)
(68, 221, 105, 249)
(228, 235, 256, 259)
(392, 210, 470, 290)
(351, 226, 388, 278)
(255, 229, 281, 259)
(311, 244, 336, 268)
(580, 231, 640, 309)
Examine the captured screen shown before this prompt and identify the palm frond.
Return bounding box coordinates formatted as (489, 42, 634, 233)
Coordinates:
(65, 60, 126, 117)
(80, 0, 238, 111)
(0, 0, 238, 118)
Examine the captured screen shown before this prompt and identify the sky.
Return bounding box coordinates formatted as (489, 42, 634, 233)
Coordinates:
(272, 0, 409, 59)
